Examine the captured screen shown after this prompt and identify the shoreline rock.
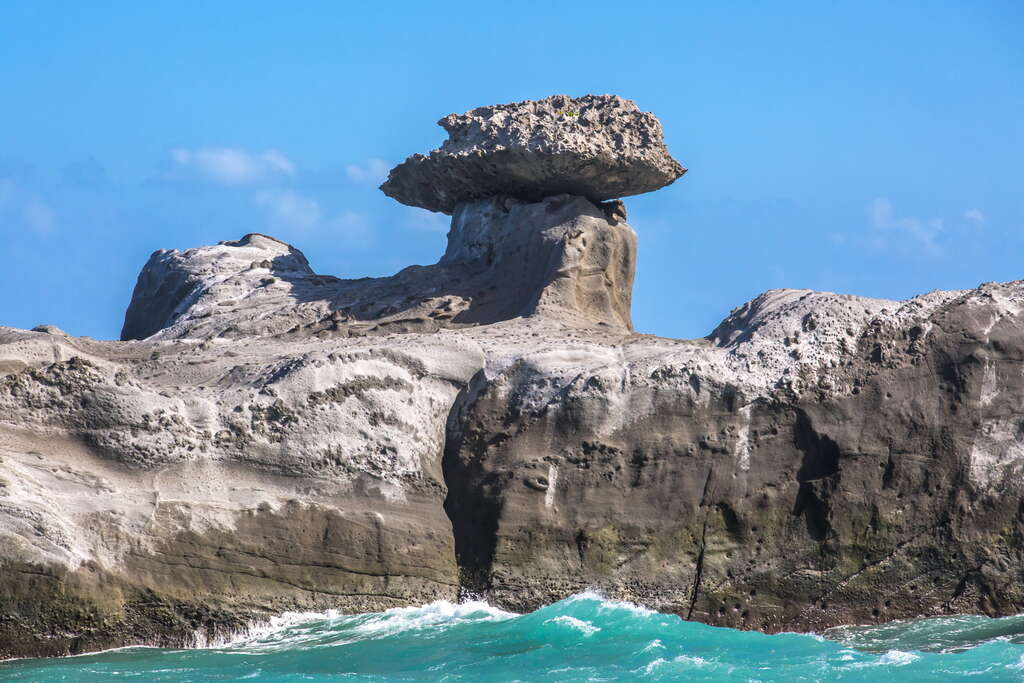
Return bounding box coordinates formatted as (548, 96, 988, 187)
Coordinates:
(2, 95, 1023, 659)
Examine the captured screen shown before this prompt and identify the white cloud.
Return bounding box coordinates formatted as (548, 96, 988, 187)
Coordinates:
(345, 158, 391, 186)
(964, 208, 985, 225)
(405, 206, 449, 234)
(254, 190, 321, 229)
(331, 211, 373, 243)
(252, 190, 373, 244)
(870, 198, 942, 248)
(165, 147, 296, 185)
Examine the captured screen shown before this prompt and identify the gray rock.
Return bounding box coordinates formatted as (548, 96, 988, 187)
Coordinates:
(380, 94, 686, 214)
(121, 195, 636, 342)
(121, 233, 314, 341)
(446, 282, 1024, 631)
(4, 197, 1024, 656)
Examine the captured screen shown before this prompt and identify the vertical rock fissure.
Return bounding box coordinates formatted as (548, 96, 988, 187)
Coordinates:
(687, 467, 715, 620)
(440, 369, 500, 598)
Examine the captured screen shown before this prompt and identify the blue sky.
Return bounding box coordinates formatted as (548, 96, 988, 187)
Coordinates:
(1, 1, 1021, 340)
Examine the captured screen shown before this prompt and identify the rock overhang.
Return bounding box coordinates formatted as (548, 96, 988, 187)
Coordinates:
(380, 94, 686, 214)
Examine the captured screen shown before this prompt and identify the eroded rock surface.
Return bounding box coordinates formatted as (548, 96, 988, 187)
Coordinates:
(3, 95, 1024, 659)
(122, 195, 637, 342)
(445, 283, 1024, 632)
(5, 208, 1024, 655)
(381, 94, 686, 213)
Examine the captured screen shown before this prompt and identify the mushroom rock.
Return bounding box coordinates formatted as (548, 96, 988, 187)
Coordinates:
(380, 94, 686, 214)
(9, 94, 1024, 661)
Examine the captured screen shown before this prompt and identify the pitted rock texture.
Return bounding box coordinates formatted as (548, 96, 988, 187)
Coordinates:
(380, 94, 686, 214)
(445, 281, 1024, 632)
(4, 197, 1024, 658)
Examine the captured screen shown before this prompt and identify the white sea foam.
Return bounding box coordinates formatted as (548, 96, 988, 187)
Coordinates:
(189, 598, 516, 654)
(545, 615, 601, 636)
(842, 649, 920, 669)
(880, 650, 919, 666)
(641, 639, 665, 652)
(640, 654, 709, 675)
(351, 598, 516, 638)
(568, 589, 657, 616)
(642, 657, 669, 674)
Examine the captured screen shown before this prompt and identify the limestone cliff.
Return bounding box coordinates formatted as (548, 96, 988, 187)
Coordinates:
(1, 95, 1022, 659)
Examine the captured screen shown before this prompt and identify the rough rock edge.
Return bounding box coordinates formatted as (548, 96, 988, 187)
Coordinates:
(380, 94, 686, 213)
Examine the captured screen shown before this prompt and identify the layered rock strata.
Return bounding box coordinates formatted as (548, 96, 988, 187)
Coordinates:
(2, 95, 1023, 659)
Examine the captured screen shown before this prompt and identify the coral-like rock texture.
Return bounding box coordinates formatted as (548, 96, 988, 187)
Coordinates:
(380, 94, 686, 213)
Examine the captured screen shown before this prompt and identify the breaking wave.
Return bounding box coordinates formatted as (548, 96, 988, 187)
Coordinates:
(4, 592, 1024, 681)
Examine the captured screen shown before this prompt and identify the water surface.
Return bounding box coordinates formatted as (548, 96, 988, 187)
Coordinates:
(4, 592, 1023, 681)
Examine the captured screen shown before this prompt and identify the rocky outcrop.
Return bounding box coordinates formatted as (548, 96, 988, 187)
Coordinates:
(445, 284, 1024, 631)
(381, 94, 686, 213)
(122, 195, 637, 341)
(3, 95, 1024, 659)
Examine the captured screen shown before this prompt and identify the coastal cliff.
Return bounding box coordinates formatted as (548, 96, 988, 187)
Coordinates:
(1, 95, 1022, 659)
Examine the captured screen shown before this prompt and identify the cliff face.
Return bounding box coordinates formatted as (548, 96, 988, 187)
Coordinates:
(2, 95, 1023, 659)
(445, 284, 1024, 631)
(0, 192, 640, 659)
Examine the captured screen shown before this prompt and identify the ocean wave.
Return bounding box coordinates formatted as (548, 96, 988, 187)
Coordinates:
(544, 615, 601, 636)
(826, 612, 1024, 654)
(5, 593, 1024, 682)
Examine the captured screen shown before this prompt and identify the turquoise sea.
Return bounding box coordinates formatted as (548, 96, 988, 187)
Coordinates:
(3, 592, 1024, 682)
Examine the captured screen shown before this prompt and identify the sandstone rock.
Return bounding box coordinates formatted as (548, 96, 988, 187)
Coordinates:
(121, 233, 315, 341)
(5, 209, 1024, 655)
(2, 99, 1023, 658)
(121, 195, 637, 342)
(444, 281, 1024, 632)
(380, 94, 686, 214)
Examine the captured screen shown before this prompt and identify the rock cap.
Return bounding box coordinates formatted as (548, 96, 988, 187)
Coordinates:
(380, 94, 686, 214)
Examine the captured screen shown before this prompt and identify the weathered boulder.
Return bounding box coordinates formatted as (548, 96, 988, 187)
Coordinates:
(380, 94, 686, 214)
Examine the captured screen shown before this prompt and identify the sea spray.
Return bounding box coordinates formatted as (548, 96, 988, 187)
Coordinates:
(4, 593, 1024, 681)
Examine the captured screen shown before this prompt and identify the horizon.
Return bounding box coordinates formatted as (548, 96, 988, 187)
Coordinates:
(1, 1, 1021, 340)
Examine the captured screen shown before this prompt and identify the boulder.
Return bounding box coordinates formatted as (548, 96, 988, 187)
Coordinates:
(380, 94, 686, 214)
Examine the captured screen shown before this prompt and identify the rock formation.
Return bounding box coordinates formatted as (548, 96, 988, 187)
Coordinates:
(2, 95, 1024, 659)
(380, 94, 686, 213)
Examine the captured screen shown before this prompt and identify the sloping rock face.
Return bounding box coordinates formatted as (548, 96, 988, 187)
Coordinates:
(0, 326, 477, 658)
(381, 94, 686, 213)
